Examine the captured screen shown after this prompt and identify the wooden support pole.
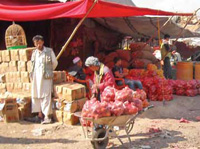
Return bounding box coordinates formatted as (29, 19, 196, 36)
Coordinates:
(56, 0, 98, 60)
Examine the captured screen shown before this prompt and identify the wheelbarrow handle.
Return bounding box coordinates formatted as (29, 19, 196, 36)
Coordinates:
(143, 105, 154, 111)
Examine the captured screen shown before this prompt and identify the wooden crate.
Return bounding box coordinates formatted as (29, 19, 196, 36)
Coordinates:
(27, 61, 32, 72)
(62, 83, 86, 101)
(1, 62, 9, 74)
(63, 111, 79, 125)
(22, 83, 32, 93)
(5, 72, 12, 83)
(18, 61, 27, 71)
(2, 50, 10, 62)
(20, 72, 30, 83)
(9, 61, 18, 72)
(0, 83, 6, 94)
(19, 48, 35, 61)
(52, 110, 63, 123)
(10, 49, 19, 61)
(53, 71, 62, 84)
(6, 83, 14, 92)
(53, 82, 86, 101)
(63, 97, 87, 113)
(14, 83, 23, 92)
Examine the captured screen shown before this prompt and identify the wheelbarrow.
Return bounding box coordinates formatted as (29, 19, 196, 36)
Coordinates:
(74, 105, 154, 149)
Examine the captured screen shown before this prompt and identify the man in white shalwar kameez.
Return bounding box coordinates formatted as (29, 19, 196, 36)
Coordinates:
(30, 35, 58, 124)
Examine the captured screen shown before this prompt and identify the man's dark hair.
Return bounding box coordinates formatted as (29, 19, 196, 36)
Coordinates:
(114, 57, 121, 64)
(32, 35, 44, 42)
(164, 34, 170, 39)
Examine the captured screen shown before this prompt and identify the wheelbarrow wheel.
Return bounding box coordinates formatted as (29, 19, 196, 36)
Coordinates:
(125, 120, 135, 134)
(91, 128, 109, 149)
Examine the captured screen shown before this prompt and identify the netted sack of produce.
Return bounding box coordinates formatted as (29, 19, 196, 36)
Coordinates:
(96, 52, 105, 62)
(116, 50, 131, 62)
(132, 59, 152, 68)
(185, 89, 198, 97)
(115, 87, 133, 102)
(104, 52, 118, 64)
(106, 61, 115, 69)
(123, 101, 138, 115)
(81, 98, 111, 119)
(130, 42, 154, 53)
(121, 60, 130, 68)
(141, 51, 157, 63)
(133, 89, 147, 101)
(109, 101, 124, 116)
(132, 98, 143, 111)
(101, 86, 116, 102)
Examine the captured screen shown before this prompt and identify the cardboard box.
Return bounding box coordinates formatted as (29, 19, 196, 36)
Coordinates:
(2, 50, 10, 62)
(61, 71, 66, 82)
(21, 72, 30, 83)
(0, 83, 6, 94)
(19, 48, 35, 61)
(53, 71, 62, 84)
(22, 83, 32, 93)
(53, 84, 65, 98)
(53, 83, 86, 101)
(9, 72, 21, 83)
(10, 49, 19, 61)
(1, 62, 9, 74)
(5, 73, 12, 83)
(53, 71, 66, 84)
(9, 61, 18, 72)
(14, 83, 23, 92)
(3, 103, 19, 123)
(18, 97, 32, 120)
(0, 74, 6, 83)
(6, 83, 14, 92)
(63, 97, 87, 113)
(62, 83, 86, 101)
(18, 61, 27, 71)
(27, 61, 32, 72)
(0, 98, 16, 105)
(52, 110, 63, 123)
(63, 111, 79, 125)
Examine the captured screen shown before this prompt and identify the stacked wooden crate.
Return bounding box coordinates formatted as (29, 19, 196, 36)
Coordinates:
(0, 48, 34, 95)
(53, 82, 87, 125)
(0, 48, 67, 122)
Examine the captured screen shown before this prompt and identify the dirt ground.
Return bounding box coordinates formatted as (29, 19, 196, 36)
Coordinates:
(0, 95, 200, 149)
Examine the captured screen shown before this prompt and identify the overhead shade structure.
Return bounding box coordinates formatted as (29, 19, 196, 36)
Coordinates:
(0, 0, 193, 21)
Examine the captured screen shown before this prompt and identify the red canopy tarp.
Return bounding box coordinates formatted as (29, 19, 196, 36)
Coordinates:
(0, 0, 192, 21)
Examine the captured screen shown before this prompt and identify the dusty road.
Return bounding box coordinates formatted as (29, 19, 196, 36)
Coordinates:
(0, 95, 200, 149)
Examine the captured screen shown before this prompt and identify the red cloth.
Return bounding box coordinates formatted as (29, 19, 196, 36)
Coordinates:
(94, 65, 115, 93)
(0, 0, 192, 21)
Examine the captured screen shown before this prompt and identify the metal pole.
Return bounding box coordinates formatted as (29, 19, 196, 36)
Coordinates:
(56, 0, 98, 60)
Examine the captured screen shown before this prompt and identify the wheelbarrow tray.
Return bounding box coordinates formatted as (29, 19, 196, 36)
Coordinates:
(75, 112, 137, 126)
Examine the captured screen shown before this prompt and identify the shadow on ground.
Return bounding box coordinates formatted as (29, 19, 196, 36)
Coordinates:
(0, 136, 77, 144)
(108, 129, 186, 149)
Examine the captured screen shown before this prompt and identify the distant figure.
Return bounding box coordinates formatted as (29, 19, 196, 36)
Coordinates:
(68, 57, 86, 80)
(171, 50, 182, 65)
(161, 34, 172, 79)
(112, 57, 143, 91)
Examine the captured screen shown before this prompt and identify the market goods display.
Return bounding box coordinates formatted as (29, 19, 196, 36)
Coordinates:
(0, 48, 67, 123)
(81, 86, 149, 123)
(171, 80, 200, 97)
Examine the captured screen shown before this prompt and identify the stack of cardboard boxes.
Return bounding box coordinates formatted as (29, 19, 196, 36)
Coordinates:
(0, 48, 85, 125)
(53, 82, 87, 125)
